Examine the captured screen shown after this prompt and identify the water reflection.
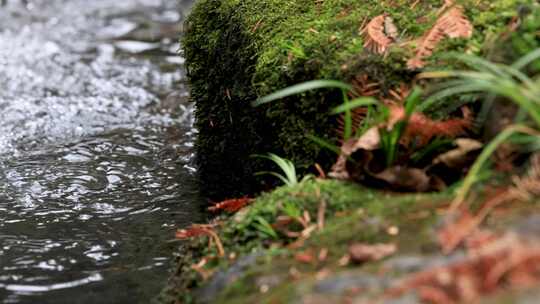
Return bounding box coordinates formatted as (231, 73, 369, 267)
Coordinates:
(0, 0, 201, 303)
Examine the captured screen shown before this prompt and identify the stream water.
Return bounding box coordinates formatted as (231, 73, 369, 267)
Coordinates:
(0, 1, 203, 303)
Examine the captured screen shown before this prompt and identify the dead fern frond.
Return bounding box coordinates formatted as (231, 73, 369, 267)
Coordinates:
(386, 231, 540, 303)
(350, 74, 381, 98)
(361, 14, 396, 55)
(208, 197, 253, 213)
(388, 105, 472, 146)
(176, 224, 225, 257)
(383, 83, 412, 106)
(439, 6, 473, 38)
(336, 108, 367, 141)
(336, 75, 381, 140)
(407, 5, 473, 69)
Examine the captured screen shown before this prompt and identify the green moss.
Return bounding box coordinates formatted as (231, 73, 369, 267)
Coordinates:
(163, 179, 452, 303)
(184, 0, 539, 198)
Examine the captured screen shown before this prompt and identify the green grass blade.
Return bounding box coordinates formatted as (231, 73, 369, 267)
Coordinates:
(255, 171, 291, 186)
(331, 97, 378, 114)
(342, 91, 352, 140)
(450, 53, 511, 79)
(253, 216, 278, 239)
(451, 125, 539, 211)
(420, 84, 485, 111)
(512, 48, 540, 71)
(252, 80, 352, 106)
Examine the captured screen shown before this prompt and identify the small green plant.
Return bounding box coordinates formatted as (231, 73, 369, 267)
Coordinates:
(281, 201, 302, 219)
(252, 216, 278, 239)
(451, 124, 540, 210)
(254, 153, 312, 187)
(331, 87, 423, 166)
(420, 49, 540, 209)
(420, 49, 540, 127)
(253, 78, 426, 167)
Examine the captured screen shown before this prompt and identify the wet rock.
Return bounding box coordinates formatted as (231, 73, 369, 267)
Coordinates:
(515, 214, 540, 237)
(382, 255, 426, 273)
(313, 272, 384, 295)
(194, 253, 262, 303)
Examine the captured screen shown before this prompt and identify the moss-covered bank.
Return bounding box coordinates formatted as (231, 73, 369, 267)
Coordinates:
(161, 179, 448, 302)
(162, 179, 540, 303)
(183, 0, 540, 199)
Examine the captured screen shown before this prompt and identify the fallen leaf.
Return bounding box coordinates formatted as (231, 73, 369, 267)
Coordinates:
(208, 197, 253, 213)
(360, 14, 395, 54)
(295, 250, 316, 264)
(329, 127, 380, 179)
(176, 224, 225, 257)
(318, 248, 329, 262)
(388, 105, 471, 146)
(433, 138, 483, 168)
(348, 243, 397, 264)
(385, 232, 540, 303)
(407, 5, 473, 69)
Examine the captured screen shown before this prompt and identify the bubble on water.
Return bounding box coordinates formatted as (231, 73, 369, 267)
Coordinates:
(0, 0, 185, 156)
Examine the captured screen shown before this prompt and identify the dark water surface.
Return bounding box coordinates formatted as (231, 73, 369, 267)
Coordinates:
(0, 1, 202, 303)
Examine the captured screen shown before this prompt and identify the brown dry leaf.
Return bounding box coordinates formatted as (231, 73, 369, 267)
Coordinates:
(175, 224, 216, 239)
(350, 74, 381, 98)
(329, 126, 381, 180)
(295, 250, 316, 264)
(175, 224, 225, 257)
(440, 154, 540, 253)
(388, 105, 472, 146)
(437, 209, 479, 254)
(191, 257, 214, 281)
(208, 197, 253, 213)
(337, 75, 380, 140)
(373, 166, 431, 192)
(385, 232, 540, 303)
(361, 14, 396, 54)
(349, 243, 397, 264)
(433, 138, 483, 168)
(407, 5, 473, 69)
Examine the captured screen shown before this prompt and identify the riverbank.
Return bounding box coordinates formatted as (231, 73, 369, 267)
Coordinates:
(167, 0, 540, 302)
(164, 178, 540, 303)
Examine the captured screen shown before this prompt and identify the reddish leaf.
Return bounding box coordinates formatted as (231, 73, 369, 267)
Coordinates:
(208, 197, 253, 213)
(360, 14, 396, 55)
(348, 243, 397, 264)
(407, 5, 473, 69)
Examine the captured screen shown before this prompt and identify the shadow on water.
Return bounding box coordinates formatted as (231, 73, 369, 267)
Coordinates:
(0, 0, 201, 303)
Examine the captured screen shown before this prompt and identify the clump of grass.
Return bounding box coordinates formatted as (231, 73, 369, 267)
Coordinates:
(253, 153, 313, 187)
(419, 49, 540, 208)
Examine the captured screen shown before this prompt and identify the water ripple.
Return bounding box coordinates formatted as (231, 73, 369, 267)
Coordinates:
(0, 0, 201, 303)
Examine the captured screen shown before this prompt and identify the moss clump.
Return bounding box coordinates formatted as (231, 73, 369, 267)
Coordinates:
(162, 179, 451, 303)
(183, 0, 539, 199)
(164, 178, 540, 303)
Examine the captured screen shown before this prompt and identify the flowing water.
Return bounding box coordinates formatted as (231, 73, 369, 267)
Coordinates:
(0, 1, 203, 303)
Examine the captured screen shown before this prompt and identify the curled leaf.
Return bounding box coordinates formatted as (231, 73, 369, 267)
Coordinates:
(176, 224, 224, 257)
(208, 197, 253, 213)
(407, 5, 473, 69)
(361, 14, 396, 55)
(348, 243, 397, 264)
(433, 138, 482, 168)
(388, 105, 472, 146)
(329, 127, 381, 179)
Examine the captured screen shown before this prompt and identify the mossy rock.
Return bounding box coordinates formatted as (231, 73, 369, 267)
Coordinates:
(162, 179, 540, 303)
(183, 0, 540, 199)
